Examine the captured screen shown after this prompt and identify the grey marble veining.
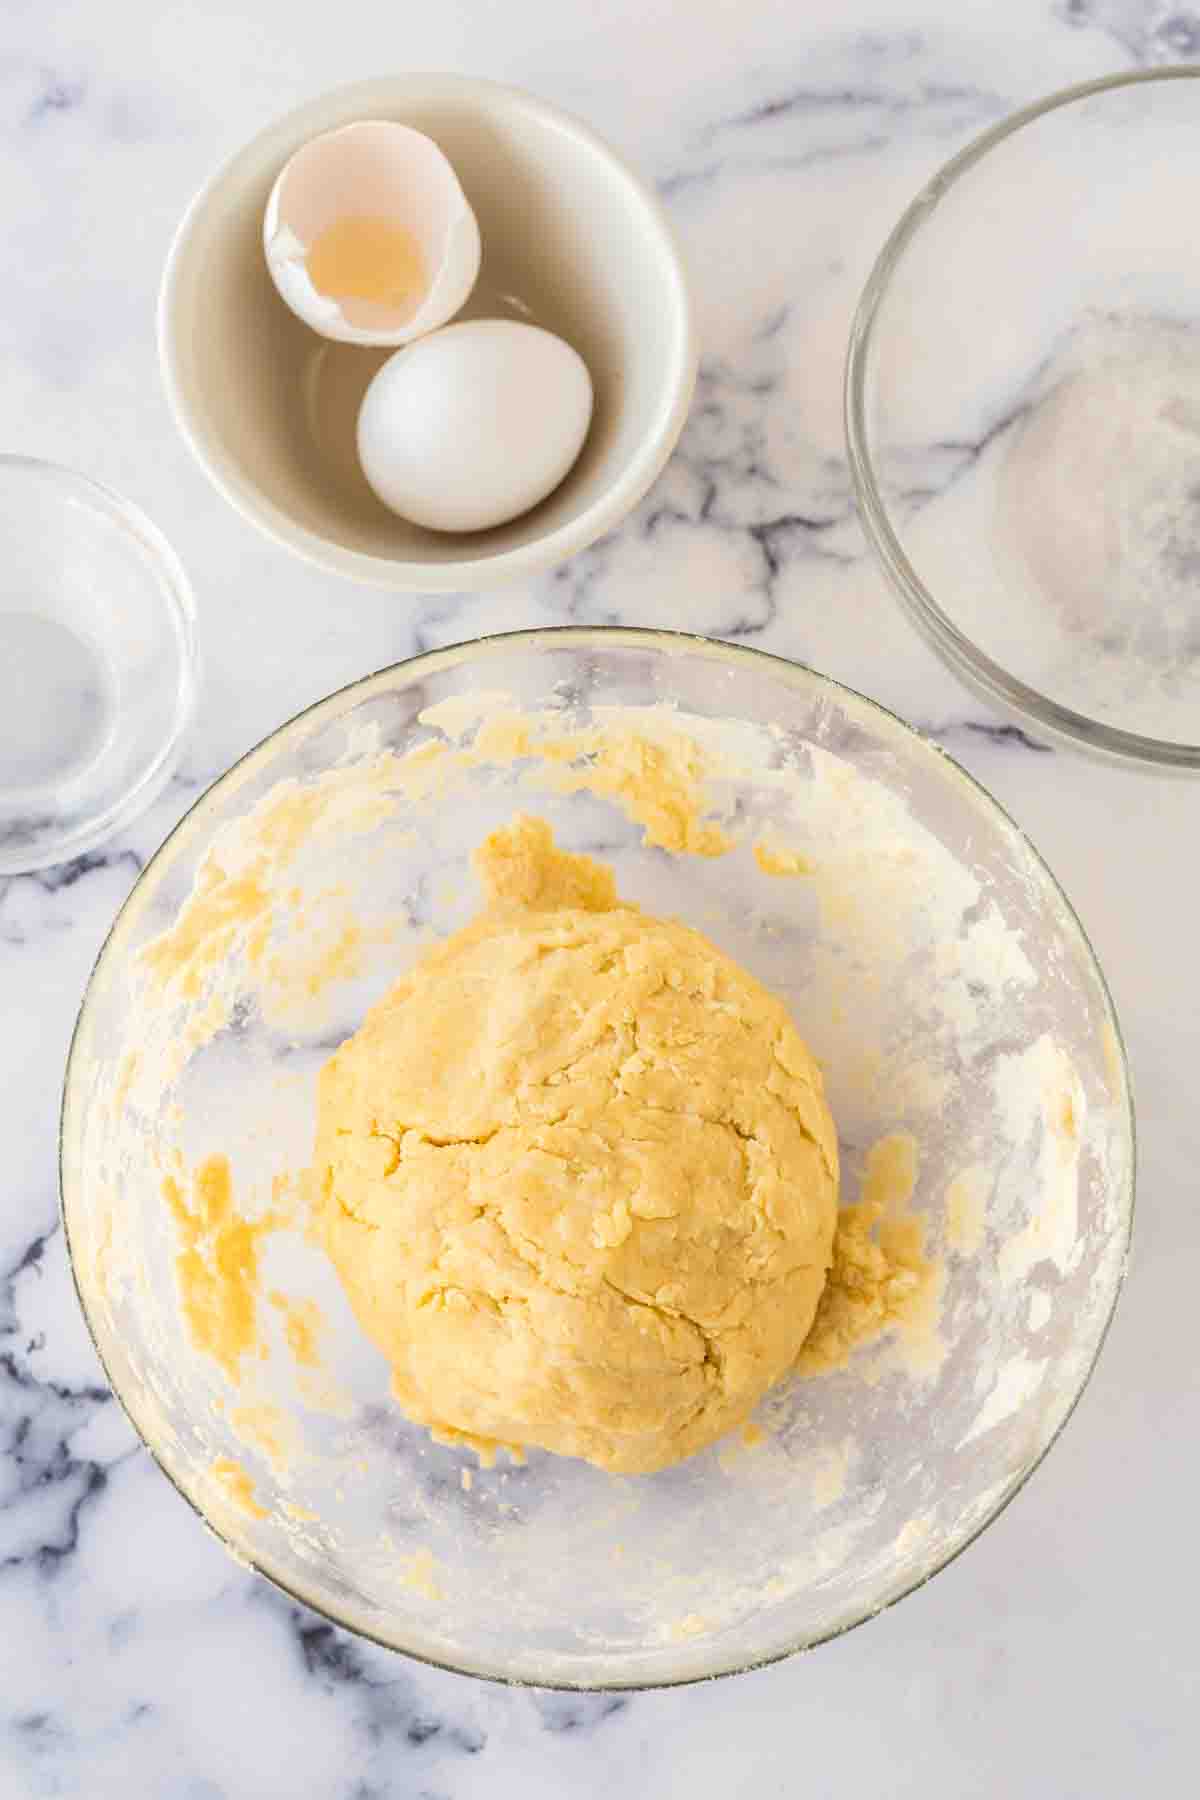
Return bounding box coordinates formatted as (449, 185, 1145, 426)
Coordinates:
(2, 1, 1198, 1795)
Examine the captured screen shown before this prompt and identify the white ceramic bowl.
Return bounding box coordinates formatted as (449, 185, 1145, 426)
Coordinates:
(159, 77, 697, 591)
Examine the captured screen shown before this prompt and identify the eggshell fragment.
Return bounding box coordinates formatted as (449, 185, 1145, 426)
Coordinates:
(263, 120, 481, 346)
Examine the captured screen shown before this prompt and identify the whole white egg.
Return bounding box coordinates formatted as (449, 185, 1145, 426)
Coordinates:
(356, 319, 594, 532)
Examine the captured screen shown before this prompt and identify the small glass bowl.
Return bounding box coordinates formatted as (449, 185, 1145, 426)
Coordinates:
(0, 457, 197, 873)
(846, 68, 1200, 770)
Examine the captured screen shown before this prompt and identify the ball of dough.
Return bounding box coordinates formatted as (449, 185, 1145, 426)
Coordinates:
(314, 818, 838, 1474)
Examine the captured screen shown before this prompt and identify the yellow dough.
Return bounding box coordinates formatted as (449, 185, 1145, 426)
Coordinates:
(313, 817, 839, 1474)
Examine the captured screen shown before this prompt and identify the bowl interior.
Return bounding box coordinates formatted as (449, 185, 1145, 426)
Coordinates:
(161, 79, 692, 579)
(62, 633, 1132, 1687)
(849, 70, 1200, 762)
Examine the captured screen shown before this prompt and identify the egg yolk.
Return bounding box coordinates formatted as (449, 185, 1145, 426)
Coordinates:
(306, 216, 425, 310)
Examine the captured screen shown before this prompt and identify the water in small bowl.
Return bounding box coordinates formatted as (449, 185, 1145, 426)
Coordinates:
(0, 459, 196, 874)
(0, 612, 115, 790)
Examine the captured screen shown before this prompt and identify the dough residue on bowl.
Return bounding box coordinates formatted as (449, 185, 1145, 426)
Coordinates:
(161, 1153, 285, 1385)
(797, 1132, 944, 1381)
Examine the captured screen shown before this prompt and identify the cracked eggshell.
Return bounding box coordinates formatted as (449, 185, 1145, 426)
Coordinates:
(262, 120, 481, 346)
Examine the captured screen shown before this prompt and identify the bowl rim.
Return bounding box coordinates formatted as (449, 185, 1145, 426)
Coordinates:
(157, 74, 698, 593)
(0, 452, 198, 874)
(844, 64, 1200, 773)
(59, 625, 1136, 1689)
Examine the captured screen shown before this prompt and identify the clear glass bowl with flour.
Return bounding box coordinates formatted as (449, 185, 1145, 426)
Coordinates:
(61, 630, 1133, 1687)
(847, 68, 1200, 769)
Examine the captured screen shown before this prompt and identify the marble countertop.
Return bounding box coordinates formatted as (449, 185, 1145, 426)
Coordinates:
(3, 1, 1198, 1794)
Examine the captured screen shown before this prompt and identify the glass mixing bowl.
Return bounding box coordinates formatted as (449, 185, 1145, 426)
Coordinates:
(846, 68, 1200, 770)
(61, 629, 1133, 1687)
